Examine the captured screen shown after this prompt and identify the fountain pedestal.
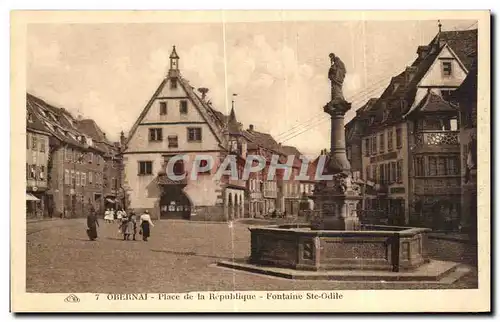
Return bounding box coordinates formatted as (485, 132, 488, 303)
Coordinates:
(311, 99, 362, 231)
(216, 54, 468, 284)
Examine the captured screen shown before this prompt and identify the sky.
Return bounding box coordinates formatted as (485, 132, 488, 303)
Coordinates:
(26, 19, 476, 157)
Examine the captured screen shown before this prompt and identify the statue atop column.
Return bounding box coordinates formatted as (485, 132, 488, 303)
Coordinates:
(326, 53, 350, 115)
(312, 52, 360, 231)
(328, 53, 347, 103)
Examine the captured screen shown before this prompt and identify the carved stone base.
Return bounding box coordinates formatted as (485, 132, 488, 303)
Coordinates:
(311, 173, 362, 231)
(318, 216, 361, 231)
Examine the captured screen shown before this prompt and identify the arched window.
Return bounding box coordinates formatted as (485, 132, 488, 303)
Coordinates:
(173, 160, 185, 176)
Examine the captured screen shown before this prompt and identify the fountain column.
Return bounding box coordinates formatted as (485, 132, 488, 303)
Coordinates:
(312, 53, 362, 231)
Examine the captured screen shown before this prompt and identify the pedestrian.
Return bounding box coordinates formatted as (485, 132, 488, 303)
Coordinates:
(104, 208, 112, 223)
(116, 208, 122, 222)
(139, 210, 155, 241)
(127, 212, 137, 241)
(86, 210, 99, 241)
(119, 213, 129, 240)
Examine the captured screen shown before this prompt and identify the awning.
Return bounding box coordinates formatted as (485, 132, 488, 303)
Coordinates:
(26, 193, 39, 201)
(106, 198, 115, 203)
(156, 174, 187, 186)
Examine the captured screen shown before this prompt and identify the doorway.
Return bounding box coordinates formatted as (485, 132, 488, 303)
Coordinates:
(159, 186, 192, 219)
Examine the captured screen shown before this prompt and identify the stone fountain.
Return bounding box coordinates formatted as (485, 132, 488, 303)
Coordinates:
(217, 54, 469, 283)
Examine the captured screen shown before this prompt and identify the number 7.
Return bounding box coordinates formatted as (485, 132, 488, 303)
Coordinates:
(95, 294, 100, 300)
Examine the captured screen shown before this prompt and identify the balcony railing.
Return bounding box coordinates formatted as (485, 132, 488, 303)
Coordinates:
(415, 131, 459, 146)
(228, 178, 246, 188)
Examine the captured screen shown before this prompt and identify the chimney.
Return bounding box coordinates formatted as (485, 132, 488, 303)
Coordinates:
(198, 88, 209, 101)
(248, 124, 254, 131)
(103, 133, 106, 139)
(417, 46, 430, 59)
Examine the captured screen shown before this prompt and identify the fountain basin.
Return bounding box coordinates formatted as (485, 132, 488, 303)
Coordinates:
(249, 224, 431, 272)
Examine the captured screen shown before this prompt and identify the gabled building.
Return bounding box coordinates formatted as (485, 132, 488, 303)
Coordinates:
(451, 51, 478, 237)
(76, 119, 122, 210)
(244, 125, 281, 216)
(27, 93, 121, 217)
(26, 102, 51, 217)
(122, 46, 245, 221)
(356, 26, 477, 229)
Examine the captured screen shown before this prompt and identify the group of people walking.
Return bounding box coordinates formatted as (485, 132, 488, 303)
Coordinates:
(103, 208, 126, 223)
(86, 209, 155, 242)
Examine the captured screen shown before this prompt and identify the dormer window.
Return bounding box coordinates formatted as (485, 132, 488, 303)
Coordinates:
(405, 66, 417, 84)
(230, 139, 238, 153)
(392, 83, 400, 94)
(43, 121, 54, 131)
(27, 112, 33, 123)
(442, 61, 453, 77)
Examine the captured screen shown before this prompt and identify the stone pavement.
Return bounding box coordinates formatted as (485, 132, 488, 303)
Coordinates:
(26, 219, 478, 293)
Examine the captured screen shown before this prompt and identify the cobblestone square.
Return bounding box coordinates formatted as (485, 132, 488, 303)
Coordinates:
(26, 219, 478, 293)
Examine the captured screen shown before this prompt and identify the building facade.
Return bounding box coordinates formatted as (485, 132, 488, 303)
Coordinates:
(27, 93, 121, 218)
(26, 104, 51, 218)
(350, 26, 477, 229)
(122, 46, 247, 221)
(245, 126, 281, 217)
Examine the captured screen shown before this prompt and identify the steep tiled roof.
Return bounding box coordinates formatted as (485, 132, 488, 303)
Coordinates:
(245, 130, 281, 152)
(27, 93, 80, 132)
(346, 98, 379, 139)
(451, 56, 477, 103)
(76, 119, 119, 156)
(26, 102, 51, 135)
(281, 145, 301, 156)
(361, 28, 477, 133)
(410, 90, 458, 115)
(26, 93, 112, 154)
(77, 119, 108, 143)
(438, 29, 478, 70)
(178, 76, 227, 145)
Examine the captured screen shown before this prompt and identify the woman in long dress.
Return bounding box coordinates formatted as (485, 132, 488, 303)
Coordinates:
(139, 210, 154, 241)
(86, 211, 99, 241)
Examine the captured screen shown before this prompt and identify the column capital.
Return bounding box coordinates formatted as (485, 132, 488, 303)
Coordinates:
(324, 100, 351, 117)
